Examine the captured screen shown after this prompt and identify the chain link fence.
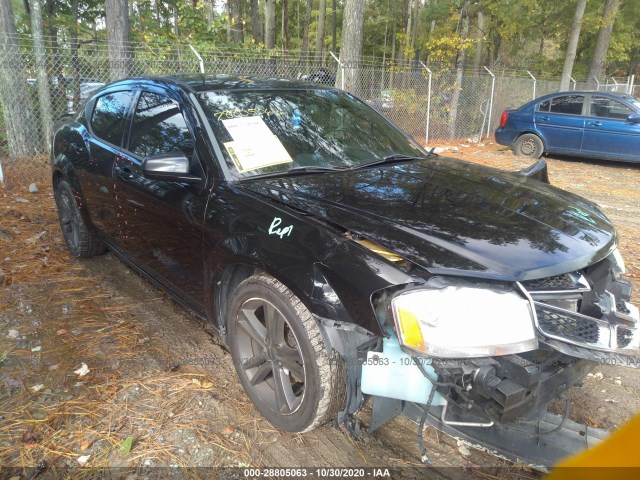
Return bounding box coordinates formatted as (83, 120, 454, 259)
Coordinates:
(1, 35, 637, 185)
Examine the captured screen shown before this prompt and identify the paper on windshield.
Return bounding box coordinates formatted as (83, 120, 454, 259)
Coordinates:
(222, 116, 292, 172)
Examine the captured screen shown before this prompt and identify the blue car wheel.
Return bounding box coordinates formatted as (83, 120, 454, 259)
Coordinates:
(514, 133, 544, 159)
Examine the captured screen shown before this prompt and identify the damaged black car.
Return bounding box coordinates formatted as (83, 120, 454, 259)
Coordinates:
(51, 75, 639, 467)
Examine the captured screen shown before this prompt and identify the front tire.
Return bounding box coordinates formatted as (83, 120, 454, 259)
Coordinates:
(514, 133, 544, 159)
(54, 179, 105, 258)
(228, 273, 345, 432)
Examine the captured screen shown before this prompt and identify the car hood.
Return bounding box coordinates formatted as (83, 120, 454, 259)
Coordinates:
(240, 157, 617, 281)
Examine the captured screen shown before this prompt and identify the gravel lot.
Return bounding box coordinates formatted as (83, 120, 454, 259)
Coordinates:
(1, 145, 639, 475)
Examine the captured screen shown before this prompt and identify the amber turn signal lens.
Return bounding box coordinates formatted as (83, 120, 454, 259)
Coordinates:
(396, 307, 426, 352)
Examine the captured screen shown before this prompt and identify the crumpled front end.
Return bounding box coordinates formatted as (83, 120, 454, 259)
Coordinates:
(361, 248, 638, 468)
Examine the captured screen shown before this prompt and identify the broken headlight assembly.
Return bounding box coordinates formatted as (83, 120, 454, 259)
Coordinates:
(391, 278, 538, 358)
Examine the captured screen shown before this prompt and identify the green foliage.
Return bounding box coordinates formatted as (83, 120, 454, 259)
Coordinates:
(11, 0, 640, 77)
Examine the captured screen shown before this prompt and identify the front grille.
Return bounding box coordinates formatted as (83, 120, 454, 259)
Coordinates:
(524, 273, 576, 291)
(536, 305, 600, 345)
(535, 302, 639, 352)
(618, 328, 634, 348)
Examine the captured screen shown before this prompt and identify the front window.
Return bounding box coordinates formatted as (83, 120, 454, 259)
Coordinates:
(196, 89, 426, 178)
(590, 96, 635, 120)
(128, 92, 194, 158)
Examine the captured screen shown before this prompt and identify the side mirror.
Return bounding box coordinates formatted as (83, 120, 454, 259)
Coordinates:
(627, 113, 640, 123)
(516, 158, 550, 184)
(142, 152, 202, 185)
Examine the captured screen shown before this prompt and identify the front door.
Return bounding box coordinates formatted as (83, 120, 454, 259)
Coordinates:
(113, 90, 208, 310)
(581, 95, 640, 162)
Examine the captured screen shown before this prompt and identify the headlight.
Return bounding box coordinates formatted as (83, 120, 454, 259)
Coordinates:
(391, 279, 538, 358)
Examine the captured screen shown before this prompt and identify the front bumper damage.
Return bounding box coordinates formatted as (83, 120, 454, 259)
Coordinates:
(319, 250, 640, 469)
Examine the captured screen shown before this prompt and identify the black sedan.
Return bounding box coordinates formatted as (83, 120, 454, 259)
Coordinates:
(51, 75, 639, 466)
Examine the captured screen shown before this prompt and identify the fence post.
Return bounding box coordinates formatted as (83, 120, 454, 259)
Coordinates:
(527, 70, 536, 100)
(630, 75, 636, 95)
(568, 76, 576, 91)
(484, 66, 495, 139)
(609, 76, 620, 92)
(420, 61, 432, 145)
(188, 44, 205, 73)
(593, 76, 601, 91)
(329, 51, 345, 91)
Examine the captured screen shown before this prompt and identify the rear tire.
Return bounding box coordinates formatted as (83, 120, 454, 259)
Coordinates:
(55, 179, 105, 258)
(514, 133, 544, 159)
(228, 273, 345, 432)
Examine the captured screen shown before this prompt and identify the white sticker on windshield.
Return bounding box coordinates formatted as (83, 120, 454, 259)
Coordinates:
(222, 116, 293, 172)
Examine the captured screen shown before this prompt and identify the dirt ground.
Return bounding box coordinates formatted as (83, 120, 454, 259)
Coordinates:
(1, 144, 640, 477)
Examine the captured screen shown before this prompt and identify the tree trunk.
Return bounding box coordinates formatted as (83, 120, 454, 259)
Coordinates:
(105, 0, 132, 80)
(339, 0, 365, 91)
(389, 14, 396, 87)
(560, 0, 587, 90)
(30, 0, 53, 152)
(250, 0, 263, 44)
(405, 0, 413, 60)
(301, 0, 312, 55)
(315, 0, 326, 61)
(331, 0, 336, 53)
(229, 0, 244, 43)
(448, 0, 470, 139)
(282, 0, 290, 51)
(265, 0, 276, 48)
(588, 0, 621, 86)
(473, 11, 484, 71)
(70, 0, 81, 108)
(0, 0, 41, 157)
(46, 0, 64, 115)
(411, 0, 419, 51)
(205, 0, 215, 25)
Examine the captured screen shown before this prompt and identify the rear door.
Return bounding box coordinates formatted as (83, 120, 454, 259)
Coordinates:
(534, 94, 585, 154)
(581, 95, 640, 162)
(83, 90, 135, 239)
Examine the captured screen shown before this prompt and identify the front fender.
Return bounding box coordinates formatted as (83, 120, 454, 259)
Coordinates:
(203, 186, 417, 338)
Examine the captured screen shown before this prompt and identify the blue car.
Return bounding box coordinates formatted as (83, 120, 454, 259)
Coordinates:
(495, 91, 640, 162)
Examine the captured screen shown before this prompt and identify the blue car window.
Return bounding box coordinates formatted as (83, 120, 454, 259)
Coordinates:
(549, 95, 584, 115)
(538, 100, 550, 112)
(590, 96, 635, 120)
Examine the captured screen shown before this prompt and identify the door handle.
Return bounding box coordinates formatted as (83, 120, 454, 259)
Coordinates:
(539, 116, 550, 121)
(116, 166, 134, 179)
(588, 121, 602, 127)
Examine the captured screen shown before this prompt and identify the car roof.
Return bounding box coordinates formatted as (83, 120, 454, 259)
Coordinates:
(105, 74, 335, 94)
(538, 90, 634, 100)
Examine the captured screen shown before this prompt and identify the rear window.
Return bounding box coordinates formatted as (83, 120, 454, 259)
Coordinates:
(549, 95, 584, 115)
(90, 91, 134, 146)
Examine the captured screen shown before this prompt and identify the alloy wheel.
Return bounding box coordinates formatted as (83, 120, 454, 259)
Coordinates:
(235, 298, 306, 415)
(59, 189, 80, 250)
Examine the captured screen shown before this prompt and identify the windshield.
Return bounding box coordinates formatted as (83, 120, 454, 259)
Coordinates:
(197, 89, 427, 178)
(619, 94, 640, 109)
